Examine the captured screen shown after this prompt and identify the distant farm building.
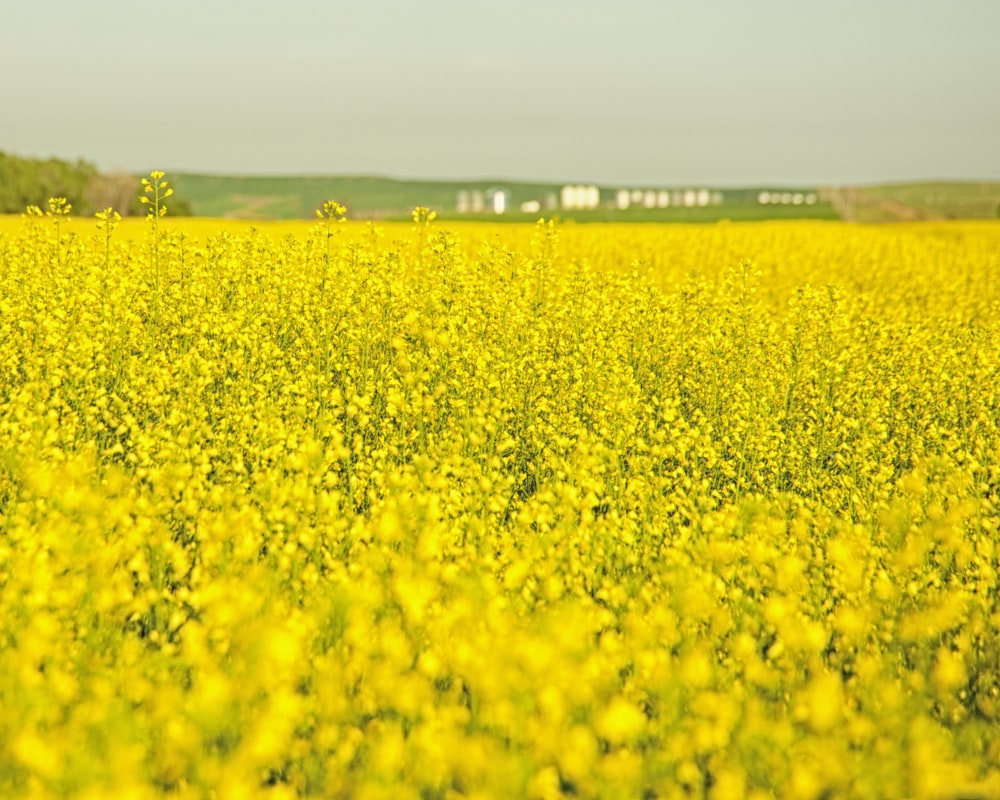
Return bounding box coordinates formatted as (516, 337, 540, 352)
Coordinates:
(485, 188, 511, 215)
(457, 189, 512, 214)
(456, 190, 486, 213)
(561, 185, 600, 210)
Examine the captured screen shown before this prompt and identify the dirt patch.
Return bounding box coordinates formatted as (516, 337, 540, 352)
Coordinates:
(222, 195, 289, 220)
(829, 188, 947, 223)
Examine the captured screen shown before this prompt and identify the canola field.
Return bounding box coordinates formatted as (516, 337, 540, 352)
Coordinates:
(1, 186, 1000, 799)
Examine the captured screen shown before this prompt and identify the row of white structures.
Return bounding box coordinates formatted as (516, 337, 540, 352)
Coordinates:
(758, 191, 818, 205)
(455, 187, 598, 214)
(455, 187, 821, 214)
(564, 185, 726, 211)
(456, 185, 730, 214)
(615, 188, 723, 210)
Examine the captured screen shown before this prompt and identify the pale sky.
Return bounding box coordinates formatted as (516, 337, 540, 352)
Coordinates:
(2, 0, 998, 185)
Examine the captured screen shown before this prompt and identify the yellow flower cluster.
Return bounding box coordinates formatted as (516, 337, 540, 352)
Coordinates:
(1, 201, 999, 798)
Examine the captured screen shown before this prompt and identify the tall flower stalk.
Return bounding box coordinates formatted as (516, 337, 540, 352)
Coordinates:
(140, 171, 172, 324)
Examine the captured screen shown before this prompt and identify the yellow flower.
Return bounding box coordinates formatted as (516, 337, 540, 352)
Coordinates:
(596, 697, 646, 745)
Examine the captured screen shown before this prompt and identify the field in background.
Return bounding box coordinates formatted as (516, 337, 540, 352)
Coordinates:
(827, 181, 1000, 223)
(170, 173, 1000, 223)
(170, 173, 839, 222)
(171, 174, 562, 221)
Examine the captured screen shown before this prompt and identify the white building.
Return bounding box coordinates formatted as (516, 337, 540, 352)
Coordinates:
(486, 188, 510, 215)
(561, 184, 601, 210)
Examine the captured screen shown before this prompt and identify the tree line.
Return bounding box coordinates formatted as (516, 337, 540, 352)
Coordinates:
(0, 151, 191, 216)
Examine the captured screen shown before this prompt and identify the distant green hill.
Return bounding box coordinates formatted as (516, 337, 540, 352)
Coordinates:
(171, 174, 563, 221)
(170, 173, 838, 223)
(169, 173, 1000, 223)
